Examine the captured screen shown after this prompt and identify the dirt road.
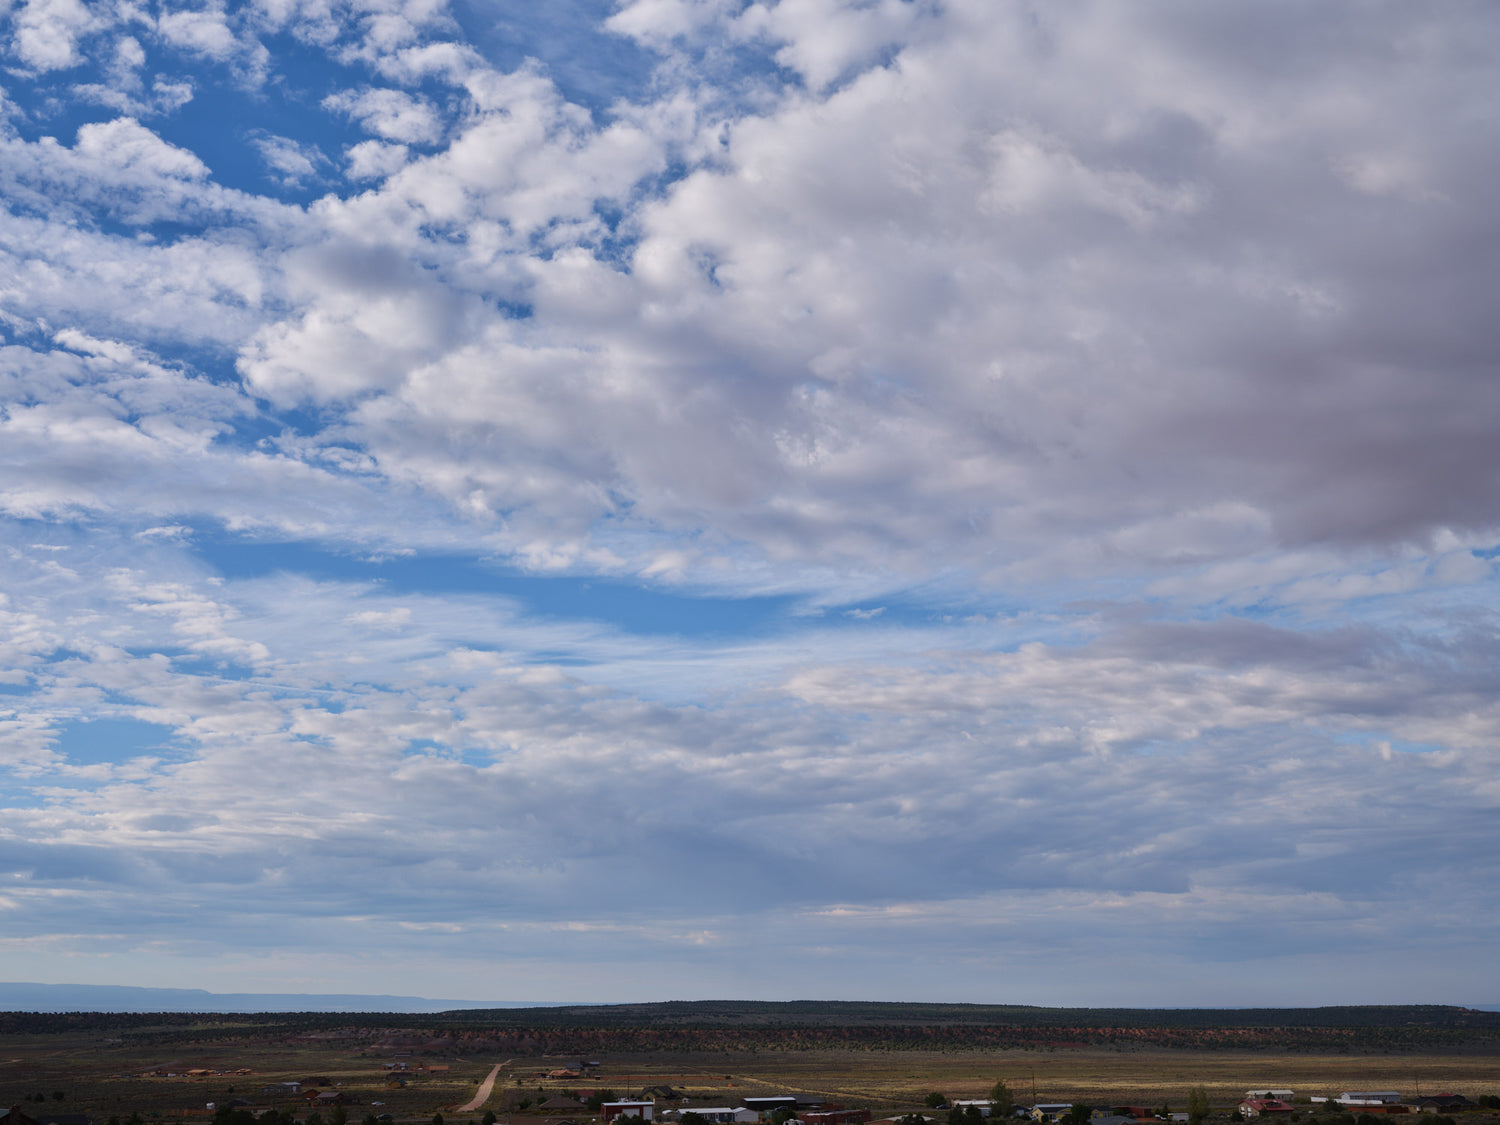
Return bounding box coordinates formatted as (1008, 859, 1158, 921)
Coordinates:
(456, 1060, 512, 1113)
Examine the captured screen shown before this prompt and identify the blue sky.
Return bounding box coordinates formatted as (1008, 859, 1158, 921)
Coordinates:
(1, 0, 1499, 1007)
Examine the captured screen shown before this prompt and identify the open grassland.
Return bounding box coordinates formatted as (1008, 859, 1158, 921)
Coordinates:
(705, 1048, 1500, 1107)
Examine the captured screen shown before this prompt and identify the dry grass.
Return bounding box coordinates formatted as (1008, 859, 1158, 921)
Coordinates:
(524, 1049, 1500, 1110)
(3, 1032, 1498, 1122)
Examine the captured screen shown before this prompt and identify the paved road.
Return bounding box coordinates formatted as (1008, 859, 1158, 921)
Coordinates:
(456, 1061, 512, 1113)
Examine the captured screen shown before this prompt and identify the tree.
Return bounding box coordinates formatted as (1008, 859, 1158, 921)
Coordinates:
(483, 1112, 497, 1125)
(1187, 1090, 1210, 1125)
(926, 1095, 949, 1109)
(989, 1083, 1014, 1120)
(433, 1115, 446, 1125)
(331, 1107, 347, 1125)
(681, 1114, 708, 1125)
(1065, 1106, 1092, 1125)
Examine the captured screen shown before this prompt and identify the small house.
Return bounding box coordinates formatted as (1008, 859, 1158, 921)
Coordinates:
(1239, 1101, 1294, 1118)
(1030, 1106, 1074, 1123)
(604, 1104, 656, 1123)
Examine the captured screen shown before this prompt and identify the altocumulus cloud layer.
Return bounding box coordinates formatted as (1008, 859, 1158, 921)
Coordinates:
(0, 0, 1498, 1004)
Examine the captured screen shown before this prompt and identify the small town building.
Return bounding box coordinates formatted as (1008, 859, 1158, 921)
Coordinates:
(744, 1100, 799, 1115)
(682, 1109, 758, 1123)
(1340, 1095, 1403, 1106)
(603, 1103, 656, 1123)
(1239, 1101, 1294, 1118)
(1030, 1106, 1074, 1123)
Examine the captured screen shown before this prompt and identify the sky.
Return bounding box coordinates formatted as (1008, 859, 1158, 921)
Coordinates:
(0, 0, 1498, 1009)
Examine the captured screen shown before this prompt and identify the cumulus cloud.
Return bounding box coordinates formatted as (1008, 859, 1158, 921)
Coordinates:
(206, 2, 1500, 592)
(343, 138, 408, 180)
(9, 0, 104, 71)
(156, 4, 238, 61)
(323, 85, 443, 143)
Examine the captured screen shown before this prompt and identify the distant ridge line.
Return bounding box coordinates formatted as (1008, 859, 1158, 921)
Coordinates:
(0, 982, 556, 1014)
(3, 988, 1497, 1032)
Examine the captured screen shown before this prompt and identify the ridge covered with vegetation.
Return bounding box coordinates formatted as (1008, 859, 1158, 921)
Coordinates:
(2, 1003, 1498, 1054)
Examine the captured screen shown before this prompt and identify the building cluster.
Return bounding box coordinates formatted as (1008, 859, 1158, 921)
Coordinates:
(561, 1084, 1495, 1125)
(1021, 1092, 1486, 1123)
(602, 1096, 874, 1125)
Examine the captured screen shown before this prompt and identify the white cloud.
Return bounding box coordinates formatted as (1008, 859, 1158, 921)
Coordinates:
(251, 131, 329, 187)
(10, 0, 102, 71)
(344, 138, 408, 180)
(323, 85, 443, 144)
(73, 116, 208, 179)
(156, 5, 238, 62)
